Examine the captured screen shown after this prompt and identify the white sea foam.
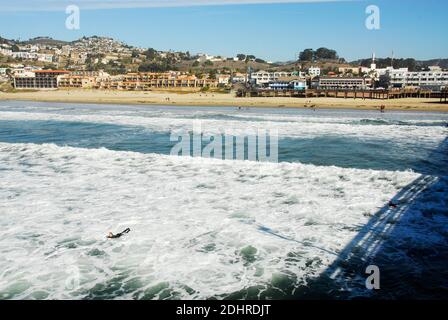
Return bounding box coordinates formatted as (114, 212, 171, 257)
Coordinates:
(0, 110, 447, 145)
(2, 142, 442, 299)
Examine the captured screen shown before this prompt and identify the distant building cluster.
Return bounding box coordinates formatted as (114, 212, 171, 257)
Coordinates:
(2, 36, 447, 93)
(1, 44, 54, 63)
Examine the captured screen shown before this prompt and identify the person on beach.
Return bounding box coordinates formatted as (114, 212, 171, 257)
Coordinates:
(107, 228, 131, 239)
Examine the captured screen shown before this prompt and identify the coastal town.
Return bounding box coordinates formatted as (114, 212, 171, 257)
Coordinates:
(1, 36, 447, 105)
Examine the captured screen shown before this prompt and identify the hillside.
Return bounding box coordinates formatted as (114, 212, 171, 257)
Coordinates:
(1, 34, 447, 73)
(175, 59, 275, 73)
(21, 37, 69, 47)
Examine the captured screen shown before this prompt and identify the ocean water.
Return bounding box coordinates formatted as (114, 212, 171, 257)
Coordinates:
(0, 101, 447, 300)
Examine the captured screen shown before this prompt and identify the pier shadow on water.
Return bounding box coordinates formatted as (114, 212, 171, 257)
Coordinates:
(223, 137, 448, 300)
(294, 136, 448, 300)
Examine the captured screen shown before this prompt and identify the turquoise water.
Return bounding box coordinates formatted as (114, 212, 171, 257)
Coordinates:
(0, 102, 447, 175)
(0, 101, 447, 300)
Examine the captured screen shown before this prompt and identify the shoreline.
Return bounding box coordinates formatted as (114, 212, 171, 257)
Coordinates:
(1, 89, 448, 112)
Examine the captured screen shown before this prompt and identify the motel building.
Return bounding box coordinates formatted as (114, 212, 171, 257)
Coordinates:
(99, 73, 218, 90)
(57, 71, 111, 89)
(318, 77, 373, 90)
(384, 67, 448, 90)
(268, 77, 308, 91)
(14, 70, 69, 89)
(251, 71, 295, 86)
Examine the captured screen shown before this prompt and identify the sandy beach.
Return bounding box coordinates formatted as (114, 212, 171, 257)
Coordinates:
(1, 89, 448, 112)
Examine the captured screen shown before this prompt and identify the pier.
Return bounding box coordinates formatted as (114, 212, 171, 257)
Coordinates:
(237, 88, 443, 100)
(441, 88, 448, 103)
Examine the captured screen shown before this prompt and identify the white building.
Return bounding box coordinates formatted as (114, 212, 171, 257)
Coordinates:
(308, 66, 321, 77)
(319, 77, 373, 90)
(339, 66, 370, 75)
(384, 67, 448, 89)
(196, 53, 225, 63)
(11, 52, 35, 60)
(251, 70, 294, 85)
(217, 74, 231, 85)
(231, 73, 248, 83)
(0, 48, 13, 56)
(37, 54, 54, 63)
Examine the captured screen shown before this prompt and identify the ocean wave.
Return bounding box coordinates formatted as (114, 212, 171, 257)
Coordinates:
(1, 142, 446, 299)
(1, 110, 446, 145)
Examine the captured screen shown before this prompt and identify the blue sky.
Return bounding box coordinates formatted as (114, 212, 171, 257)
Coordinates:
(0, 0, 447, 61)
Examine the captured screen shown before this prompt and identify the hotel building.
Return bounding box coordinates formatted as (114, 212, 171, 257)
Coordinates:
(97, 72, 217, 90)
(251, 71, 295, 86)
(14, 70, 69, 89)
(382, 67, 448, 90)
(318, 77, 373, 90)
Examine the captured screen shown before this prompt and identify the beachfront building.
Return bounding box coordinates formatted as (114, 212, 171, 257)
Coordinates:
(268, 77, 307, 91)
(318, 77, 373, 90)
(14, 70, 69, 89)
(58, 71, 111, 89)
(96, 72, 218, 90)
(251, 71, 294, 86)
(58, 75, 97, 89)
(380, 67, 448, 90)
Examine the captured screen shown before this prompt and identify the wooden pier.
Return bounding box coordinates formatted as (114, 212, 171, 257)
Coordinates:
(237, 88, 441, 100)
(441, 88, 448, 104)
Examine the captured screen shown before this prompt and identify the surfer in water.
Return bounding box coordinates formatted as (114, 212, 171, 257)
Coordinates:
(107, 228, 131, 239)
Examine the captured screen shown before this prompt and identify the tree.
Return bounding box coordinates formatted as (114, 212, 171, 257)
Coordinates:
(11, 45, 20, 52)
(208, 69, 217, 80)
(245, 55, 256, 62)
(315, 47, 338, 60)
(237, 54, 246, 61)
(144, 48, 158, 60)
(255, 58, 266, 63)
(138, 62, 165, 72)
(203, 60, 213, 67)
(299, 49, 314, 61)
(192, 61, 200, 67)
(43, 64, 57, 70)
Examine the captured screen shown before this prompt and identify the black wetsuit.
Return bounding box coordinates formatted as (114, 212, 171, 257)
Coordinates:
(109, 228, 131, 239)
